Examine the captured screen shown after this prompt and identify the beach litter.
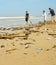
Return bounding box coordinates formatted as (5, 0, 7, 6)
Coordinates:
(30, 21, 32, 24)
(36, 48, 43, 51)
(25, 44, 29, 49)
(24, 42, 32, 49)
(47, 37, 52, 40)
(6, 39, 10, 41)
(24, 42, 34, 48)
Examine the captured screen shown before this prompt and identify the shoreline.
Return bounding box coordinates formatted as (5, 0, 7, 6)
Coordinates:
(0, 21, 45, 39)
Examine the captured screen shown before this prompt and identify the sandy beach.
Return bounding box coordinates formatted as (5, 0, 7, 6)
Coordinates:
(0, 21, 56, 65)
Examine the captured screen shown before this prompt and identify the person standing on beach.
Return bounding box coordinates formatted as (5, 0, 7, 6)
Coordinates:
(42, 10, 47, 23)
(25, 11, 29, 25)
(49, 8, 56, 22)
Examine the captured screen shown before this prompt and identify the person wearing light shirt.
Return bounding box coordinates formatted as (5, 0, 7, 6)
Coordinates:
(42, 10, 47, 22)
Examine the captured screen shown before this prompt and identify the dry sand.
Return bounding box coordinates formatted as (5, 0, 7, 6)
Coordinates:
(0, 21, 56, 65)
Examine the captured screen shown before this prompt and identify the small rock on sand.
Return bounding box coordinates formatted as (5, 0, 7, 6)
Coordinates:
(0, 45, 5, 48)
(24, 53, 28, 55)
(46, 49, 50, 51)
(52, 45, 56, 48)
(25, 42, 32, 45)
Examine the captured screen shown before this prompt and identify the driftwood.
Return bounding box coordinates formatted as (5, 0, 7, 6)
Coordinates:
(6, 48, 17, 52)
(48, 33, 56, 35)
(0, 34, 26, 39)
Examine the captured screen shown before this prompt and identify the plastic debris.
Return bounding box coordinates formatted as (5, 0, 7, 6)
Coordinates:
(36, 48, 43, 51)
(25, 44, 29, 49)
(6, 39, 10, 41)
(30, 21, 32, 24)
(47, 38, 52, 40)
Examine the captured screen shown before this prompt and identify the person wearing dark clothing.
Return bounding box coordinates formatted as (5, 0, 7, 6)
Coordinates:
(25, 11, 29, 24)
(49, 8, 56, 22)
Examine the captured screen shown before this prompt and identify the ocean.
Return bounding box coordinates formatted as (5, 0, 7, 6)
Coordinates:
(0, 16, 51, 28)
